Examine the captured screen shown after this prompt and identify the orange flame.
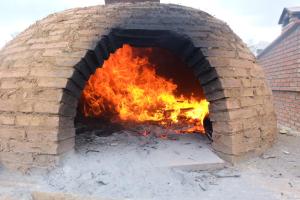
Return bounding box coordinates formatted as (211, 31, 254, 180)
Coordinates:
(80, 44, 209, 133)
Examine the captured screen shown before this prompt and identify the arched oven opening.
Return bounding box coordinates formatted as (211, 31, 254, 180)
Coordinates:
(74, 41, 213, 142)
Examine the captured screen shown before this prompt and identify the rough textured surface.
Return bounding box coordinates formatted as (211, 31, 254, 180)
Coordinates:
(0, 133, 298, 200)
(0, 2, 277, 169)
(258, 24, 300, 135)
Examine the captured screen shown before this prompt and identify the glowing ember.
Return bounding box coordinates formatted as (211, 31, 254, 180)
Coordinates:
(80, 44, 209, 133)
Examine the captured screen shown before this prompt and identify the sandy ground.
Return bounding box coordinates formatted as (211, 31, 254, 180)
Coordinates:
(0, 131, 299, 200)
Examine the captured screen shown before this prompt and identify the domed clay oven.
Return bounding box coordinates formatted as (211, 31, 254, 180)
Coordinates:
(0, 0, 277, 170)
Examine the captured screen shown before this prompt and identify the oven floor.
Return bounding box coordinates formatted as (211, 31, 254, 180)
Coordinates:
(75, 130, 224, 170)
(0, 133, 300, 200)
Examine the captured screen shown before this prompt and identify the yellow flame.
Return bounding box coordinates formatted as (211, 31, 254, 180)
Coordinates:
(80, 44, 209, 133)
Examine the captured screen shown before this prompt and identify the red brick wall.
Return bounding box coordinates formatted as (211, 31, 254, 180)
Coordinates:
(258, 25, 300, 133)
(273, 91, 300, 132)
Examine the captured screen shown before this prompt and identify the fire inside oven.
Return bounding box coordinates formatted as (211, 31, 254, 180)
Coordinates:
(75, 44, 213, 140)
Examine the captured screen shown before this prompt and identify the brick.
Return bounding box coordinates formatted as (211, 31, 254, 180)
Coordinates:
(34, 102, 60, 114)
(234, 68, 249, 77)
(32, 154, 60, 167)
(30, 67, 73, 78)
(241, 88, 254, 96)
(207, 57, 231, 67)
(212, 120, 244, 134)
(212, 133, 246, 155)
(238, 51, 255, 60)
(210, 108, 257, 121)
(0, 100, 17, 112)
(223, 88, 242, 98)
(0, 152, 34, 163)
(0, 78, 36, 89)
(251, 79, 265, 87)
(37, 78, 68, 88)
(0, 126, 25, 140)
(54, 57, 80, 67)
(203, 49, 236, 58)
(220, 78, 242, 88)
(8, 140, 59, 154)
(210, 98, 240, 111)
(229, 108, 257, 119)
(18, 101, 34, 113)
(214, 67, 235, 77)
(243, 115, 260, 128)
(1, 46, 28, 55)
(205, 90, 226, 101)
(30, 42, 69, 50)
(240, 96, 262, 107)
(15, 114, 60, 127)
(229, 59, 254, 68)
(0, 114, 15, 125)
(26, 127, 75, 142)
(241, 78, 251, 87)
(24, 89, 63, 102)
(0, 68, 29, 78)
(57, 138, 75, 154)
